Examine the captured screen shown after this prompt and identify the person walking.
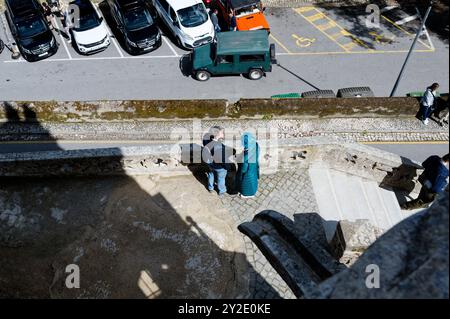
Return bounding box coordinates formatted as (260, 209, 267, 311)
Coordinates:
(203, 126, 233, 196)
(210, 8, 221, 33)
(420, 83, 439, 125)
(401, 153, 449, 210)
(235, 132, 260, 198)
(58, 0, 72, 44)
(229, 10, 237, 31)
(42, 2, 56, 30)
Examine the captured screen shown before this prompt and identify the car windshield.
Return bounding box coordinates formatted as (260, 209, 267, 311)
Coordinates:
(177, 4, 208, 28)
(235, 4, 261, 17)
(16, 17, 47, 38)
(73, 11, 101, 32)
(124, 8, 153, 31)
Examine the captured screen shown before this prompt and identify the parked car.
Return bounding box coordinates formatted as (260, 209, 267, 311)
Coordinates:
(69, 0, 111, 54)
(107, 0, 162, 54)
(213, 0, 269, 32)
(202, 0, 213, 8)
(5, 0, 58, 62)
(191, 30, 275, 81)
(153, 0, 214, 49)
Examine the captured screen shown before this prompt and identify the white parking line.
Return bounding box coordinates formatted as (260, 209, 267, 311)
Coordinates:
(380, 6, 399, 13)
(94, 3, 124, 58)
(3, 55, 178, 63)
(163, 36, 179, 57)
(395, 14, 419, 26)
(109, 34, 125, 58)
(103, 20, 125, 57)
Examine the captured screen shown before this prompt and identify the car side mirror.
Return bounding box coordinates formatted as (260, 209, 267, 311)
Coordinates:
(173, 20, 179, 28)
(99, 17, 104, 22)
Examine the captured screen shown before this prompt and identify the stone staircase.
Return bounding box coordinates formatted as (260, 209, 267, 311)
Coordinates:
(308, 168, 416, 241)
(238, 211, 347, 298)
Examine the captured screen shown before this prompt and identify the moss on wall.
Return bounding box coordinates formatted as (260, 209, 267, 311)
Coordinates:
(0, 97, 421, 123)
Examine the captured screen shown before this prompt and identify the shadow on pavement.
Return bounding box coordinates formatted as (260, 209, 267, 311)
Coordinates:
(0, 109, 282, 299)
(379, 155, 421, 205)
(0, 102, 62, 152)
(276, 63, 321, 90)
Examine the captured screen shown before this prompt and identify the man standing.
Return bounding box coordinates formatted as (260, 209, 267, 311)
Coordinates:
(401, 154, 449, 210)
(203, 126, 233, 196)
(210, 8, 221, 33)
(420, 83, 439, 125)
(229, 10, 237, 31)
(42, 2, 56, 30)
(58, 0, 72, 44)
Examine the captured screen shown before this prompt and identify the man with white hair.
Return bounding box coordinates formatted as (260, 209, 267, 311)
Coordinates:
(202, 126, 234, 196)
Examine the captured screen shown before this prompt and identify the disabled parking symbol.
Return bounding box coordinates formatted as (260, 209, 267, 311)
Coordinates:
(292, 34, 316, 48)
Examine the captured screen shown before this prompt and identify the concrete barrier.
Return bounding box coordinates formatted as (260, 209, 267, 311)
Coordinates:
(0, 97, 421, 122)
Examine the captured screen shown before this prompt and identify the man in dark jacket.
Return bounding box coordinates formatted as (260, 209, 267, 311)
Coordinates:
(401, 154, 449, 210)
(210, 8, 221, 33)
(202, 126, 234, 196)
(229, 10, 237, 31)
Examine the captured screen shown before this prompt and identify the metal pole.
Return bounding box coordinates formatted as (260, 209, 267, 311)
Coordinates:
(390, 1, 434, 97)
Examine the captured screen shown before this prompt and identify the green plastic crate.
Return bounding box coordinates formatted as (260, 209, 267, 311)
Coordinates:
(407, 91, 441, 97)
(271, 93, 302, 99)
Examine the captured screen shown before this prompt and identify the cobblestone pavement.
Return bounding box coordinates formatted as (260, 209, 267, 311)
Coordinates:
(2, 117, 447, 144)
(220, 169, 319, 299)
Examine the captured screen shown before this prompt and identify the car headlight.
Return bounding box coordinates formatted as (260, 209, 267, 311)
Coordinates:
(127, 38, 137, 47)
(156, 33, 161, 40)
(50, 37, 55, 47)
(184, 33, 194, 41)
(22, 47, 32, 54)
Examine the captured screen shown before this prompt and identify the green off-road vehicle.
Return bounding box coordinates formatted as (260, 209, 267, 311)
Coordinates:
(191, 30, 276, 81)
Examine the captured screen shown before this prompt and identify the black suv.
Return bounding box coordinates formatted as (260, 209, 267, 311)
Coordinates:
(5, 0, 58, 62)
(107, 0, 161, 54)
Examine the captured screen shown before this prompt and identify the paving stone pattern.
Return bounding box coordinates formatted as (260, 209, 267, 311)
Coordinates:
(220, 169, 319, 299)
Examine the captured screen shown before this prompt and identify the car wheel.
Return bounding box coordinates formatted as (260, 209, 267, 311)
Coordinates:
(248, 68, 264, 80)
(195, 70, 211, 82)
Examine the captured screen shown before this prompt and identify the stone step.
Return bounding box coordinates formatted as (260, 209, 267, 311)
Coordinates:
(309, 168, 405, 236)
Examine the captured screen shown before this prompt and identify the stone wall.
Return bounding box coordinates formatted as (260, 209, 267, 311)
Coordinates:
(0, 138, 423, 194)
(0, 98, 422, 122)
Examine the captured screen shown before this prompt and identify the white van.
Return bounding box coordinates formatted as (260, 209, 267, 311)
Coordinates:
(153, 0, 214, 49)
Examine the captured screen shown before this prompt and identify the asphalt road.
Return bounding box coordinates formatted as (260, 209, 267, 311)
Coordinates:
(0, 5, 448, 100)
(368, 142, 449, 163)
(1, 141, 448, 164)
